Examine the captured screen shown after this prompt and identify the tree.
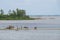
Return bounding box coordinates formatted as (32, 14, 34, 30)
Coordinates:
(8, 9, 11, 14)
(0, 9, 4, 15)
(0, 8, 32, 20)
(8, 9, 12, 15)
(12, 10, 17, 18)
(16, 8, 26, 18)
(16, 8, 20, 17)
(19, 10, 26, 17)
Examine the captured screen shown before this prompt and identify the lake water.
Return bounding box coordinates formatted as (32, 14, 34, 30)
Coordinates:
(0, 30, 60, 40)
(0, 16, 60, 28)
(0, 16, 60, 40)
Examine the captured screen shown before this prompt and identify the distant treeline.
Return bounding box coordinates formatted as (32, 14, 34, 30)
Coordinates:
(0, 8, 34, 20)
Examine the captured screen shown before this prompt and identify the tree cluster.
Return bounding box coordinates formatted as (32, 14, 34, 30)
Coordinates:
(0, 8, 33, 20)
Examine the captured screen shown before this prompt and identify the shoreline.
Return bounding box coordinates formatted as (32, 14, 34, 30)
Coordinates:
(0, 28, 60, 30)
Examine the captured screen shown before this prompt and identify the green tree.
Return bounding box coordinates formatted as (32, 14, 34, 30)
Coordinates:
(0, 8, 33, 20)
(16, 8, 26, 18)
(16, 8, 20, 17)
(19, 10, 26, 17)
(8, 9, 11, 14)
(12, 10, 17, 18)
(0, 9, 4, 15)
(8, 9, 12, 16)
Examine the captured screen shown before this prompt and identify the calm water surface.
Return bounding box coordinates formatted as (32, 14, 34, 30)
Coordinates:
(0, 16, 60, 28)
(0, 16, 60, 40)
(0, 30, 60, 40)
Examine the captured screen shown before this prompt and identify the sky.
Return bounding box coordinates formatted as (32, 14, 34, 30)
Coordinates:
(0, 0, 60, 15)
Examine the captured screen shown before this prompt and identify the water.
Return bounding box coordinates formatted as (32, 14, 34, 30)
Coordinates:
(0, 16, 60, 40)
(0, 16, 60, 28)
(0, 22, 60, 28)
(0, 30, 60, 40)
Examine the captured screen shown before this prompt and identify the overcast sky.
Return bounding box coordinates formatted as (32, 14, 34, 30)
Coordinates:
(0, 0, 60, 15)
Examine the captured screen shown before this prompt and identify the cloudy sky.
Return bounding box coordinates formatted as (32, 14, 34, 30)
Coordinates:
(0, 0, 60, 15)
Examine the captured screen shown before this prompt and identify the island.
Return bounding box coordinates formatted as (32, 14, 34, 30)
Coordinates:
(0, 8, 34, 20)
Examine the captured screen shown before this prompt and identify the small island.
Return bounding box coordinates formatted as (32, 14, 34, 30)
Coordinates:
(0, 8, 34, 20)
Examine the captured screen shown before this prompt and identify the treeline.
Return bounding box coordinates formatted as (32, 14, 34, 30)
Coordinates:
(0, 8, 33, 20)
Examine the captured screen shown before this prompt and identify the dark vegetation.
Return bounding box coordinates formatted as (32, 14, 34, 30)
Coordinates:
(0, 8, 34, 20)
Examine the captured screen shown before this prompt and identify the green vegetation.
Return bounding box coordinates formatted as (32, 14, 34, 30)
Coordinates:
(0, 8, 34, 20)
